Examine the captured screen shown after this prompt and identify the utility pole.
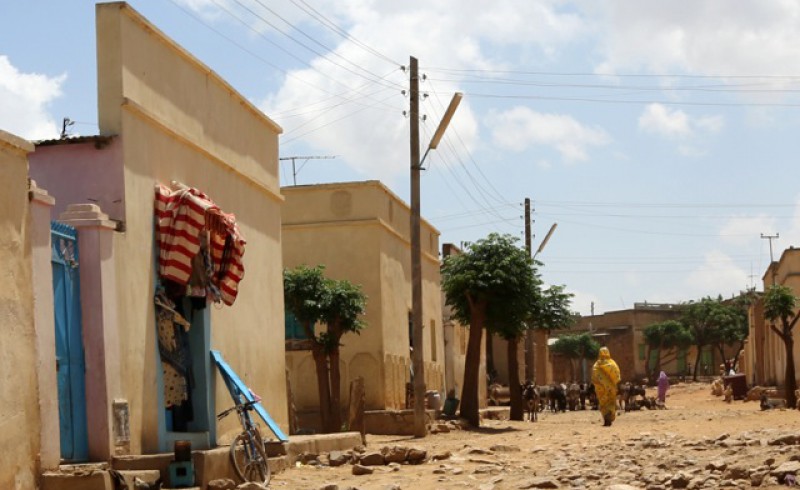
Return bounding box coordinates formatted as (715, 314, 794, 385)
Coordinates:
(524, 198, 534, 381)
(279, 155, 337, 186)
(409, 56, 426, 438)
(761, 232, 779, 285)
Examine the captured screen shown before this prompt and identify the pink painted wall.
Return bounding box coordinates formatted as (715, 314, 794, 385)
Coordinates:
(28, 138, 125, 223)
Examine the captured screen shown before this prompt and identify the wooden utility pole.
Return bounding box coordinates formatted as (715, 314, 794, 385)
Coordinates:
(524, 198, 534, 381)
(409, 56, 427, 438)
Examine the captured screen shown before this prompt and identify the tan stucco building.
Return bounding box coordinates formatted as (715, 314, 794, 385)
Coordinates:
(744, 247, 800, 388)
(551, 303, 685, 383)
(27, 2, 287, 465)
(282, 181, 445, 422)
(0, 131, 41, 488)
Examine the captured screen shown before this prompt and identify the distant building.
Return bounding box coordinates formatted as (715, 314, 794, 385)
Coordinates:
(745, 247, 800, 387)
(282, 181, 445, 428)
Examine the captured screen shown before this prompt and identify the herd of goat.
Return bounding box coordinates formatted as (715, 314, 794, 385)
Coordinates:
(488, 380, 664, 422)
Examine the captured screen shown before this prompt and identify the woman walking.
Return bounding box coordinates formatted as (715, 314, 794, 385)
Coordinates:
(657, 371, 670, 405)
(591, 347, 621, 427)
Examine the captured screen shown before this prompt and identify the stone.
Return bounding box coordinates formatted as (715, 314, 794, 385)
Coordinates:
(519, 477, 560, 488)
(771, 460, 800, 477)
(299, 452, 320, 464)
(236, 483, 268, 490)
(705, 460, 727, 471)
(382, 446, 408, 463)
(328, 451, 350, 467)
(490, 444, 520, 452)
(208, 479, 237, 490)
(387, 462, 401, 472)
(383, 485, 401, 490)
(722, 465, 750, 480)
(318, 485, 339, 490)
(607, 485, 642, 490)
(431, 450, 452, 461)
(359, 451, 385, 466)
(352, 464, 374, 476)
(670, 472, 691, 489)
(768, 434, 799, 446)
(406, 448, 427, 464)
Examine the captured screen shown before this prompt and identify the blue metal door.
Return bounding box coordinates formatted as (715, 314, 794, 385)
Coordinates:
(51, 222, 88, 461)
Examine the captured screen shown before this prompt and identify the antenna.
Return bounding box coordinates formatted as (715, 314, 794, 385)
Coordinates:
(278, 155, 337, 186)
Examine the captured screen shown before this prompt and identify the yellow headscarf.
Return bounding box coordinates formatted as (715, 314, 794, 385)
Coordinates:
(592, 347, 621, 423)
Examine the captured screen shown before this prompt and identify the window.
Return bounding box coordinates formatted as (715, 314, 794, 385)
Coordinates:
(285, 312, 307, 340)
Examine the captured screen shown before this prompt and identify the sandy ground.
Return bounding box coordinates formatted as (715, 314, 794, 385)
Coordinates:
(269, 382, 799, 489)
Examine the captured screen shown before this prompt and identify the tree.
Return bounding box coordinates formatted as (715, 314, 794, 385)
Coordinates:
(712, 295, 751, 373)
(682, 297, 732, 381)
(763, 285, 800, 409)
(550, 332, 599, 382)
(283, 265, 367, 433)
(441, 234, 538, 426)
(642, 320, 694, 381)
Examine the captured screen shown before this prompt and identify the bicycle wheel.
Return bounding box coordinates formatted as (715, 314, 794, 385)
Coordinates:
(229, 429, 270, 485)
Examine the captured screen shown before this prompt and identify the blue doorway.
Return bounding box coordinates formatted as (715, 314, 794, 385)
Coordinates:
(51, 222, 88, 462)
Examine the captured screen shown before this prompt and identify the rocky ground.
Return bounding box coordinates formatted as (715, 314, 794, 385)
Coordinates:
(268, 382, 800, 489)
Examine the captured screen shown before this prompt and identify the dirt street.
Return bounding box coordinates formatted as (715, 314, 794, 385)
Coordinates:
(269, 382, 800, 489)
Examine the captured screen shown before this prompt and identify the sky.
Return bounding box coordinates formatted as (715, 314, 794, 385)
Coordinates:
(3, 1, 800, 316)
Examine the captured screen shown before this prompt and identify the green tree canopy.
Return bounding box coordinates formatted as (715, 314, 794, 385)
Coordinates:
(441, 233, 541, 426)
(283, 264, 367, 433)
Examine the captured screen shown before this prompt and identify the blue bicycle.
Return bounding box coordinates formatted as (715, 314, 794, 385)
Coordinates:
(217, 397, 270, 485)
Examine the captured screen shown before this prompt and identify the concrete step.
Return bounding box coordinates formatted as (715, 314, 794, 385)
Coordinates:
(41, 466, 113, 490)
(284, 431, 363, 463)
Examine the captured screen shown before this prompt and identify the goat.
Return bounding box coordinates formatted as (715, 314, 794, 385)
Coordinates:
(521, 381, 540, 422)
(760, 393, 787, 410)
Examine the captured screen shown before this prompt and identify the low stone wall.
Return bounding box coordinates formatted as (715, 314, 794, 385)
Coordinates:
(363, 409, 437, 435)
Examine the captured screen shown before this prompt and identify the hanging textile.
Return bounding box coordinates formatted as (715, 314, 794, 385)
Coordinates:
(154, 182, 246, 306)
(155, 293, 192, 408)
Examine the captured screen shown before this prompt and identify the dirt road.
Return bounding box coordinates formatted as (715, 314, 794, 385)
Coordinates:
(269, 383, 800, 489)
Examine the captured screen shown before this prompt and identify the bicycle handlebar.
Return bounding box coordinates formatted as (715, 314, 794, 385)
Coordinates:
(216, 398, 260, 420)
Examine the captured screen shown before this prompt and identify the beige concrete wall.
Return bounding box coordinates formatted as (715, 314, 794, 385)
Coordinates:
(761, 248, 800, 387)
(0, 131, 39, 489)
(96, 3, 286, 453)
(282, 182, 445, 413)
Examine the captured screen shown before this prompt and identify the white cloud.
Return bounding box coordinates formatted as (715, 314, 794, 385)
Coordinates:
(591, 1, 800, 79)
(685, 250, 749, 298)
(487, 106, 610, 163)
(638, 103, 690, 137)
(0, 56, 64, 140)
(719, 214, 777, 246)
(238, 0, 588, 181)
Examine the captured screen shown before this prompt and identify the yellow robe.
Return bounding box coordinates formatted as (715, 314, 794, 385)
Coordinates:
(592, 347, 621, 423)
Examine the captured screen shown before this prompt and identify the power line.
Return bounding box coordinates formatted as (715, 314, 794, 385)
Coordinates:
(424, 67, 800, 80)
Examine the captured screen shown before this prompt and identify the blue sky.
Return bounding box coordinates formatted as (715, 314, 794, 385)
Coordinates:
(3, 1, 800, 315)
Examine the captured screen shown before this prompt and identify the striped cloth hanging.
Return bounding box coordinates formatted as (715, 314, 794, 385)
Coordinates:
(154, 183, 245, 306)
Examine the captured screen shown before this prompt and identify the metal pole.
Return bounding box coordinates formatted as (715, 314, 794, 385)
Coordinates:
(409, 56, 427, 438)
(524, 198, 534, 381)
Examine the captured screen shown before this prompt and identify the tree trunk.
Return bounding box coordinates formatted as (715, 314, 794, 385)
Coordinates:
(783, 331, 797, 409)
(460, 303, 486, 427)
(644, 346, 653, 381)
(311, 344, 332, 432)
(329, 348, 342, 433)
(507, 336, 523, 421)
(692, 344, 702, 381)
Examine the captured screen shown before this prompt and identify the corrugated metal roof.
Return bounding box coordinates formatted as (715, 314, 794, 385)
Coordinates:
(34, 135, 115, 147)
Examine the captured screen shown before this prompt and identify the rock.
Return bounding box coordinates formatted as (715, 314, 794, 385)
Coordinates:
(383, 485, 401, 490)
(465, 447, 495, 455)
(519, 477, 560, 488)
(299, 452, 320, 464)
(318, 485, 339, 490)
(705, 460, 727, 471)
(479, 484, 495, 490)
(387, 462, 401, 472)
(431, 450, 451, 461)
(670, 472, 691, 489)
(771, 460, 800, 477)
(208, 479, 237, 490)
(406, 448, 427, 464)
(359, 451, 386, 466)
(328, 450, 350, 467)
(490, 444, 521, 452)
(352, 464, 374, 476)
(750, 470, 768, 487)
(722, 465, 750, 480)
(768, 434, 799, 446)
(236, 483, 268, 490)
(607, 485, 642, 490)
(382, 446, 408, 463)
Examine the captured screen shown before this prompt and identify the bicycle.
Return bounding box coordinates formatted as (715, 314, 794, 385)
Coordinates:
(217, 397, 271, 485)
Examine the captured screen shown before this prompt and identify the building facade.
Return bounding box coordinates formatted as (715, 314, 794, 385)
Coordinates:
(28, 2, 287, 463)
(282, 181, 445, 423)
